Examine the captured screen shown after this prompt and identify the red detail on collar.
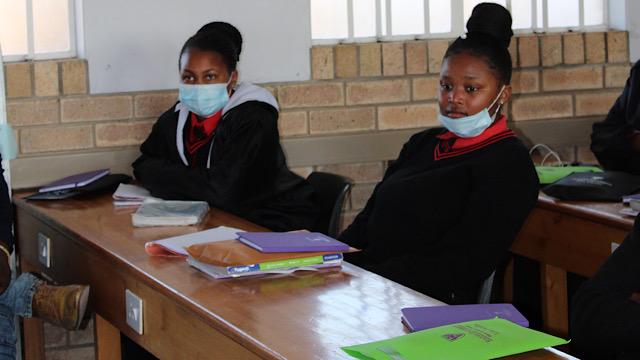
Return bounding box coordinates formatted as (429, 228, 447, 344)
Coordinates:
(434, 115, 515, 161)
(186, 110, 222, 155)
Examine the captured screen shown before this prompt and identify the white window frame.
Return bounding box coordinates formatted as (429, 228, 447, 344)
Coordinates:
(312, 0, 608, 45)
(2, 0, 77, 62)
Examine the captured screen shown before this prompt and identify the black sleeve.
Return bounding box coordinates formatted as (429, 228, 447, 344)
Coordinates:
(0, 157, 13, 253)
(365, 146, 539, 303)
(338, 133, 419, 249)
(591, 62, 640, 173)
(571, 217, 640, 357)
(133, 103, 280, 213)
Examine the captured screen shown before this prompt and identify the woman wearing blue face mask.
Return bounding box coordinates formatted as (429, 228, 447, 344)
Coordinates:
(338, 3, 538, 304)
(132, 22, 319, 231)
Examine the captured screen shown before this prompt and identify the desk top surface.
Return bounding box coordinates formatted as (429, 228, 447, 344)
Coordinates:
(538, 192, 634, 230)
(15, 193, 574, 360)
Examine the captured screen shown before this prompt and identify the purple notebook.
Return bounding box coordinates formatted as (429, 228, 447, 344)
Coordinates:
(236, 232, 350, 253)
(39, 168, 110, 193)
(401, 304, 529, 332)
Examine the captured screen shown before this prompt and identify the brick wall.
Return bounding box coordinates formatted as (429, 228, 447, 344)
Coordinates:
(3, 30, 631, 359)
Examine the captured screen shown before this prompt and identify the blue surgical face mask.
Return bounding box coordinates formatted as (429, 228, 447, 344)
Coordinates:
(0, 123, 17, 160)
(178, 80, 231, 117)
(438, 85, 505, 138)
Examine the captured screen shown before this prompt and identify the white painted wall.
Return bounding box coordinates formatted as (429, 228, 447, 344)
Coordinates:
(80, 0, 311, 94)
(609, 0, 639, 61)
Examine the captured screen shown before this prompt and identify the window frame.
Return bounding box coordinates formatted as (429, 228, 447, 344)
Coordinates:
(311, 0, 609, 45)
(1, 0, 77, 62)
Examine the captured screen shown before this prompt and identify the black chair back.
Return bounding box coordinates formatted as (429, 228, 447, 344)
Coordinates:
(307, 172, 353, 238)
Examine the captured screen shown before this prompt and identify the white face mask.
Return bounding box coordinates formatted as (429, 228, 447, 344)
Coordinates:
(438, 85, 505, 138)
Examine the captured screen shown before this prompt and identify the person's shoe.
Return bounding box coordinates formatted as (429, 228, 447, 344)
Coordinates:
(32, 283, 90, 330)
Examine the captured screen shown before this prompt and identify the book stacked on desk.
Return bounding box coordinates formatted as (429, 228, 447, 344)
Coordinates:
(181, 231, 351, 279)
(112, 183, 159, 207)
(132, 199, 209, 227)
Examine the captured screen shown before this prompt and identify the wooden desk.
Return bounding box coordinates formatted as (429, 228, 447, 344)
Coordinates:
(15, 193, 572, 360)
(511, 194, 634, 337)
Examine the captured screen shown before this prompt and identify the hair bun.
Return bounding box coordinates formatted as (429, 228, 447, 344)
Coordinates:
(196, 21, 243, 60)
(466, 3, 513, 47)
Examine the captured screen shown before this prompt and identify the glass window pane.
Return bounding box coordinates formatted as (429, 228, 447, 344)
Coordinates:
(548, 0, 579, 28)
(390, 0, 423, 36)
(311, 0, 348, 39)
(429, 0, 451, 33)
(0, 0, 28, 56)
(511, 0, 532, 29)
(353, 0, 377, 37)
(536, 0, 543, 28)
(584, 0, 604, 26)
(463, 0, 506, 25)
(33, 0, 70, 54)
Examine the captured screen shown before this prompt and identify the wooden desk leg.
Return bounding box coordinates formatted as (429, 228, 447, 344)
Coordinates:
(22, 318, 45, 360)
(94, 314, 121, 360)
(20, 258, 45, 360)
(540, 264, 568, 337)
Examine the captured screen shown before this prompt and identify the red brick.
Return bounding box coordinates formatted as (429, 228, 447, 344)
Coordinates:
(378, 103, 439, 130)
(405, 41, 428, 75)
(563, 33, 585, 64)
(335, 45, 358, 78)
(309, 107, 375, 134)
(278, 111, 308, 137)
(518, 36, 540, 67)
(382, 43, 405, 76)
(511, 95, 573, 121)
(346, 79, 409, 105)
(134, 92, 178, 118)
(278, 83, 344, 108)
(359, 43, 382, 77)
(311, 46, 334, 80)
(607, 31, 629, 63)
(511, 70, 539, 94)
(542, 65, 603, 91)
(575, 91, 619, 116)
(541, 35, 562, 67)
(7, 99, 59, 126)
(585, 32, 606, 64)
(428, 40, 449, 73)
(21, 125, 93, 153)
(96, 121, 154, 147)
(412, 76, 439, 101)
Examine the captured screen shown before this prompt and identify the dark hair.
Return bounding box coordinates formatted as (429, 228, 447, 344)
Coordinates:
(196, 21, 242, 60)
(443, 3, 513, 85)
(179, 22, 242, 73)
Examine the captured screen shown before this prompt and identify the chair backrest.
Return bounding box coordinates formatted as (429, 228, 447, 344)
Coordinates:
(306, 171, 353, 238)
(477, 271, 496, 304)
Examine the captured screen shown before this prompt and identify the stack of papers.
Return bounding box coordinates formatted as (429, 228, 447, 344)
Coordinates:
(132, 199, 209, 227)
(112, 183, 158, 207)
(186, 239, 343, 279)
(145, 226, 244, 257)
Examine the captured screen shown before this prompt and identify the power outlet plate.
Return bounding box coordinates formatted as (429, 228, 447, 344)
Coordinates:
(125, 289, 143, 335)
(37, 233, 51, 268)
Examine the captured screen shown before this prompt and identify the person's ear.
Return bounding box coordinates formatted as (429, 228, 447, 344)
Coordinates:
(499, 84, 512, 105)
(227, 70, 238, 92)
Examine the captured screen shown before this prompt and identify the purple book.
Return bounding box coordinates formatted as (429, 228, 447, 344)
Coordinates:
(236, 232, 350, 253)
(401, 304, 529, 332)
(39, 168, 110, 193)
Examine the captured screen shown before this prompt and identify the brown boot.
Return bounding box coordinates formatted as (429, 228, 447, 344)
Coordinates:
(32, 283, 90, 330)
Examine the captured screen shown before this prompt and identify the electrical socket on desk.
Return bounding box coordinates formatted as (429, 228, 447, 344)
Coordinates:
(37, 233, 50, 268)
(125, 289, 144, 335)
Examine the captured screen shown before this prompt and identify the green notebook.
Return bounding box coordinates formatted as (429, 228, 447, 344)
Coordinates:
(536, 165, 602, 185)
(342, 318, 568, 360)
